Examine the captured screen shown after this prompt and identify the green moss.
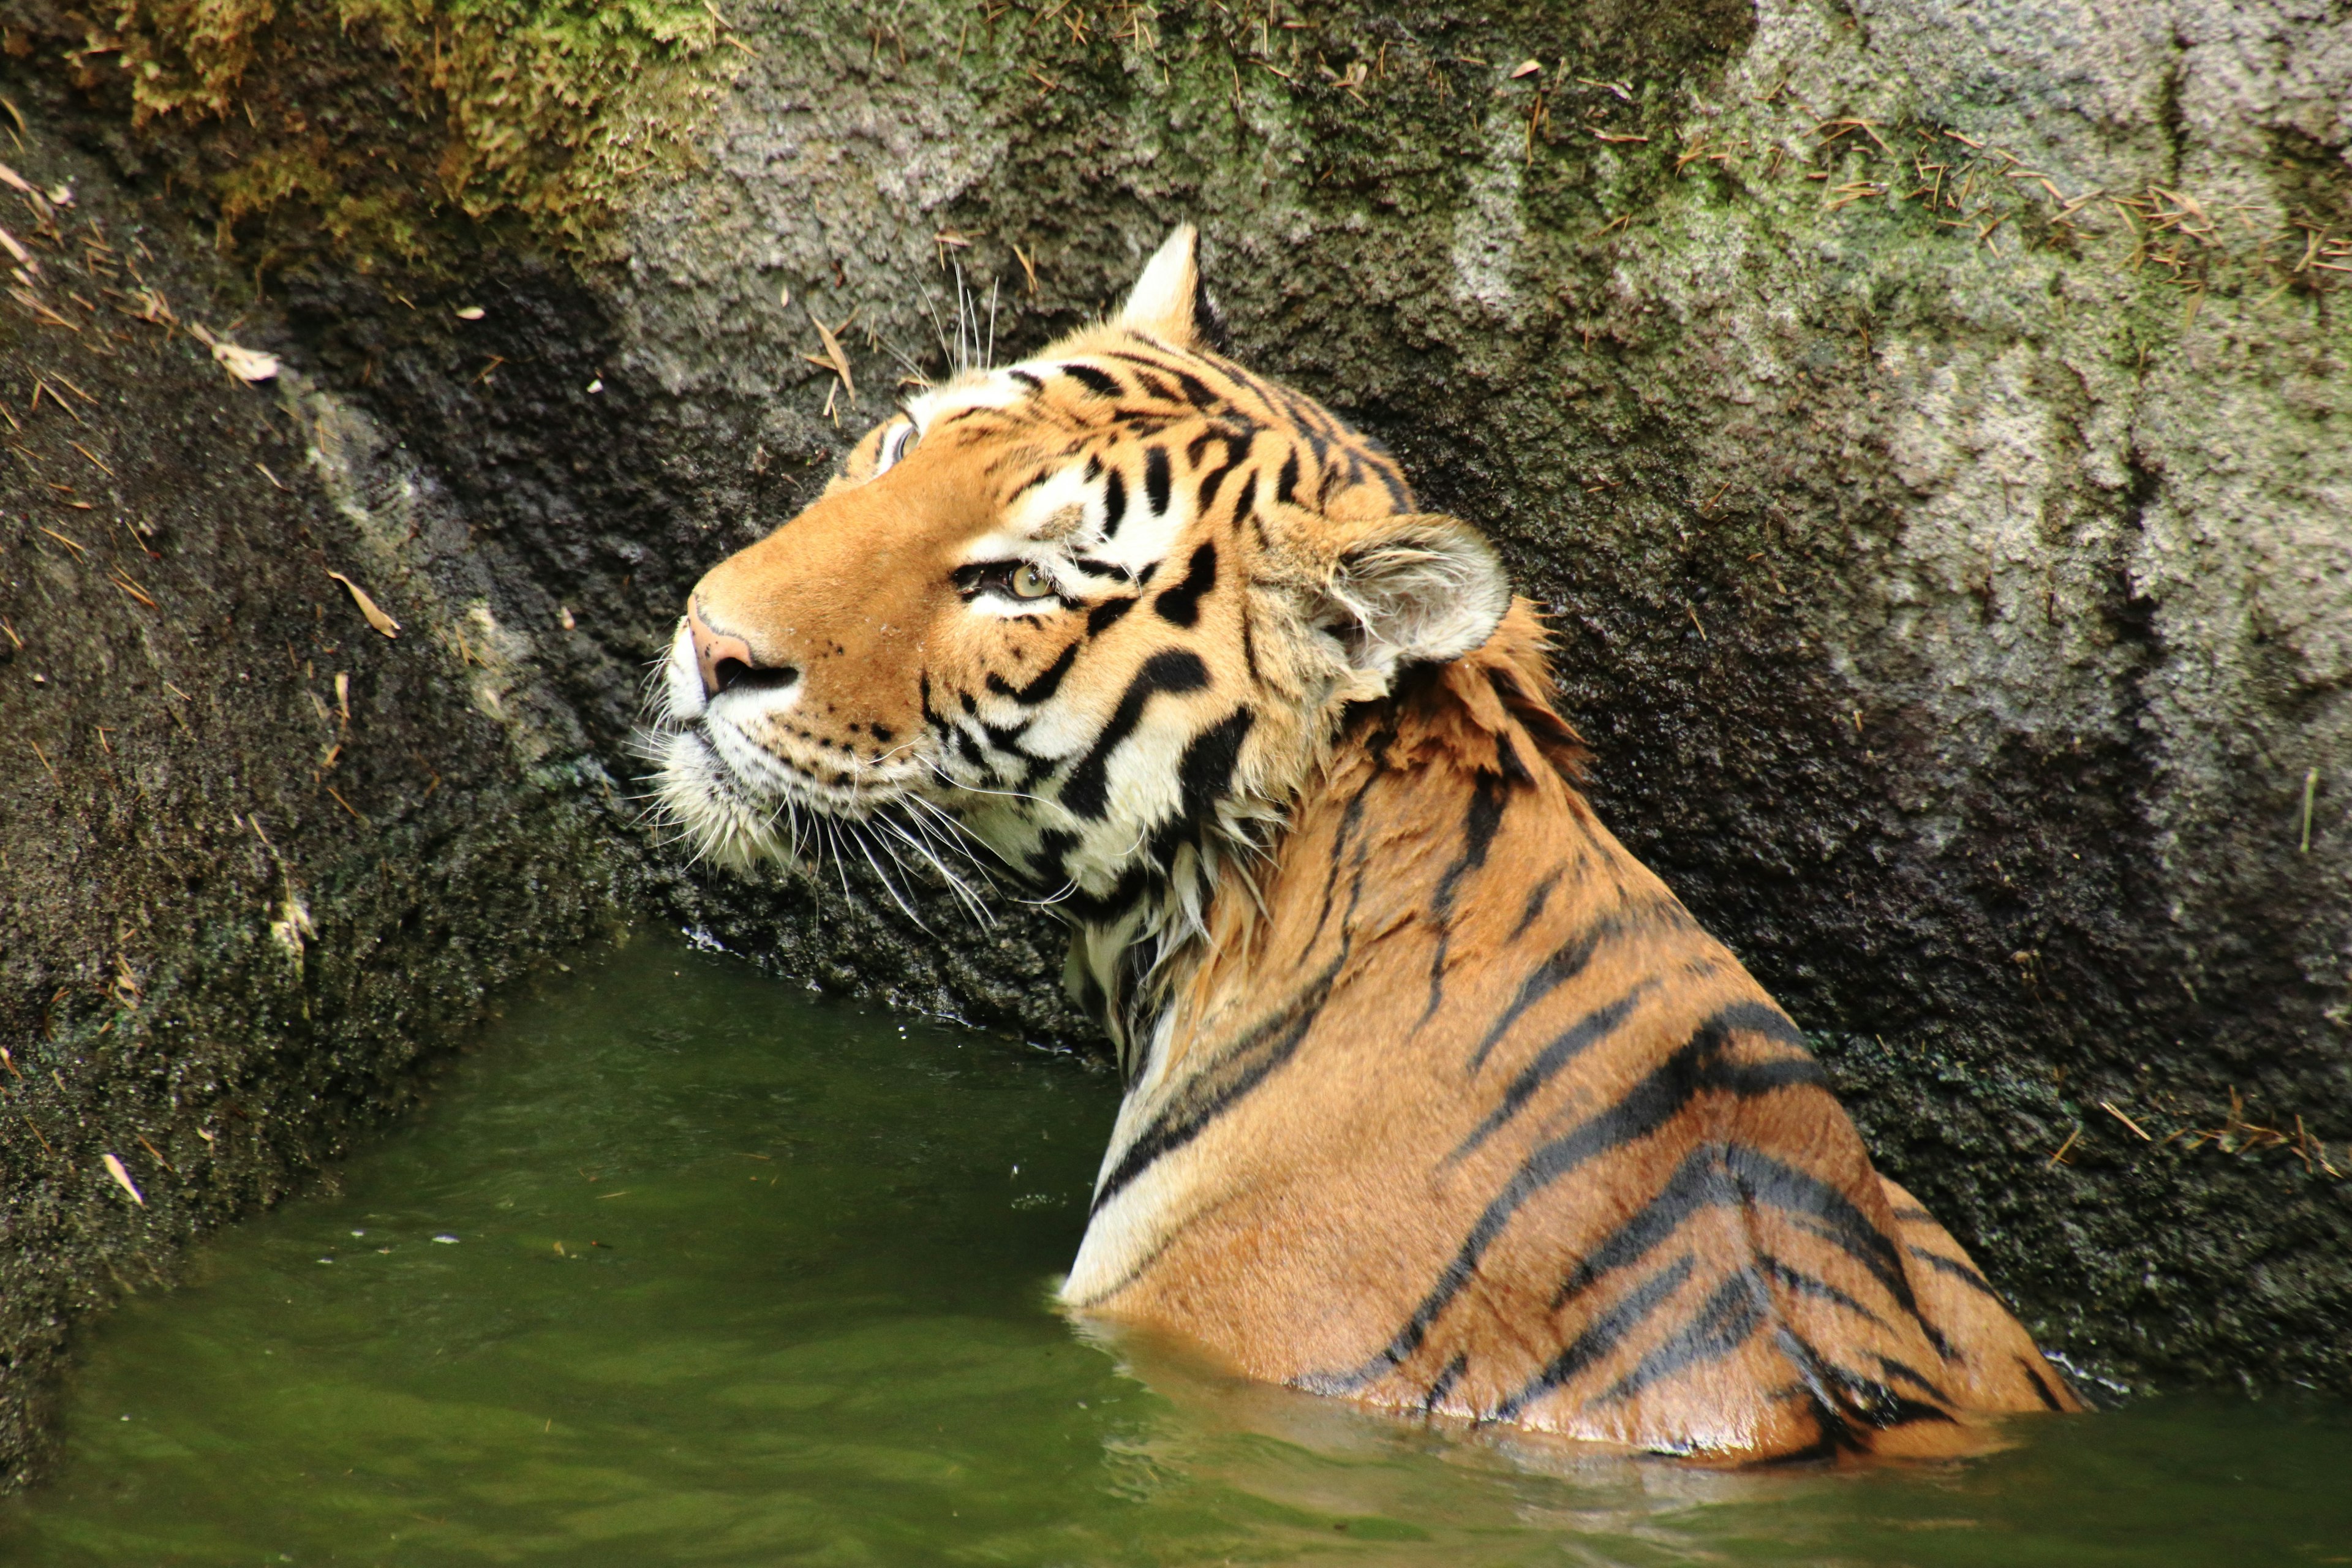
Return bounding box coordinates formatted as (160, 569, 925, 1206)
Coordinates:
(109, 0, 723, 262)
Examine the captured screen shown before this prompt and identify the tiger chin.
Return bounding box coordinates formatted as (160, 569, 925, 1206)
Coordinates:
(647, 226, 2083, 1462)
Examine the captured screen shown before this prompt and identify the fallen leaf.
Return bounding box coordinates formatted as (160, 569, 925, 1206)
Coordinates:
(454, 305, 485, 320)
(102, 1152, 146, 1207)
(326, 570, 401, 638)
(214, 342, 278, 382)
(0, 162, 30, 196)
(807, 306, 856, 401)
(1510, 58, 1542, 78)
(187, 322, 279, 382)
(0, 225, 35, 276)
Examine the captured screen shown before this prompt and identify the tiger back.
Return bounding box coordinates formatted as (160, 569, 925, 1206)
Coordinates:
(650, 226, 2081, 1460)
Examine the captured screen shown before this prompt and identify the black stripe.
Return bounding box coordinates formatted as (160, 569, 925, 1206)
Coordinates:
(2018, 1355, 2068, 1411)
(1275, 448, 1300, 504)
(1143, 446, 1172, 516)
(1366, 457, 1412, 511)
(1101, 467, 1128, 537)
(1172, 368, 1222, 409)
(1507, 868, 1562, 942)
(1328, 1004, 1824, 1389)
(1087, 596, 1138, 636)
(1422, 1352, 1469, 1413)
(1091, 947, 1346, 1213)
(987, 640, 1080, 706)
(1551, 1145, 1735, 1308)
(1196, 459, 1238, 513)
(1176, 709, 1253, 820)
(1419, 769, 1509, 1023)
(1148, 708, 1256, 870)
(1593, 1268, 1771, 1407)
(979, 718, 1031, 756)
(1483, 1255, 1694, 1420)
(1229, 469, 1257, 522)
(1057, 650, 1209, 819)
(1465, 913, 1623, 1075)
(1773, 1324, 1959, 1439)
(1063, 363, 1123, 398)
(1008, 368, 1044, 391)
(1153, 542, 1218, 627)
(1027, 827, 1079, 884)
(1908, 1246, 2005, 1303)
(1451, 987, 1651, 1164)
(1303, 741, 1387, 955)
(1758, 1253, 1891, 1330)
(1871, 1354, 1956, 1406)
(1723, 1143, 1923, 1329)
(1065, 864, 1149, 925)
(1492, 733, 1533, 788)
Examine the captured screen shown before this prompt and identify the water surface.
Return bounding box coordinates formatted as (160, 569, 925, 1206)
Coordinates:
(4, 936, 2348, 1566)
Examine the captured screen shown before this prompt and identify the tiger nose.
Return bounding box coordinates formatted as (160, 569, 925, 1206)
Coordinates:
(687, 600, 799, 699)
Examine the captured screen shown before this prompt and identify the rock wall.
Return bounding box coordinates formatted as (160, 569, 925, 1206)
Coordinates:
(0, 117, 627, 1483)
(2, 0, 2348, 1473)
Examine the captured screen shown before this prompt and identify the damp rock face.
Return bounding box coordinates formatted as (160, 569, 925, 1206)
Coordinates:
(0, 122, 626, 1483)
(2, 0, 2348, 1473)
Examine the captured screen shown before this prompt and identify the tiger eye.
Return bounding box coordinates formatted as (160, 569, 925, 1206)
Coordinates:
(1009, 564, 1054, 600)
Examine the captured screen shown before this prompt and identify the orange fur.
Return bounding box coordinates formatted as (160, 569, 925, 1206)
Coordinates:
(652, 228, 2082, 1460)
(1075, 608, 2079, 1457)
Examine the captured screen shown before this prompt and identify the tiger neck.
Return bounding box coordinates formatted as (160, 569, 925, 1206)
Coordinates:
(1062, 621, 1601, 1304)
(1103, 614, 1589, 1105)
(1062, 832, 1245, 1075)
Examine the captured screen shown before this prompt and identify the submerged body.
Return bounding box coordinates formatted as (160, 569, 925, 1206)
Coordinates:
(1067, 610, 2070, 1454)
(651, 227, 2079, 1458)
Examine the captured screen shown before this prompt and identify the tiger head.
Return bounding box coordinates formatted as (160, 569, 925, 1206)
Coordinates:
(650, 227, 1509, 1039)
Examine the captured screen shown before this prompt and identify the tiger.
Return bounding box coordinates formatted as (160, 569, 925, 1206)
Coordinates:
(648, 226, 2082, 1460)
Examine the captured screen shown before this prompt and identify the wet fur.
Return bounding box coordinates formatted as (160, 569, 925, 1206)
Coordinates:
(1068, 608, 2078, 1456)
(652, 227, 2081, 1460)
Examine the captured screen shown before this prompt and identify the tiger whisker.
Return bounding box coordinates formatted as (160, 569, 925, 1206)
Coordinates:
(846, 819, 933, 930)
(894, 805, 997, 899)
(876, 814, 994, 924)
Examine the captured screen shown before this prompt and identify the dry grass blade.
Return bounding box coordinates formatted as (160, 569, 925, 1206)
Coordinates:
(0, 225, 36, 276)
(2098, 1100, 2152, 1140)
(326, 570, 402, 638)
(101, 1152, 146, 1206)
(807, 306, 856, 400)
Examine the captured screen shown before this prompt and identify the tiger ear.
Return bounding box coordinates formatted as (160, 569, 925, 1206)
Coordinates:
(1314, 513, 1510, 688)
(1118, 225, 1227, 352)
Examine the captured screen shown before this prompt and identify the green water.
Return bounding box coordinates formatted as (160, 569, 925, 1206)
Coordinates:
(4, 938, 2349, 1567)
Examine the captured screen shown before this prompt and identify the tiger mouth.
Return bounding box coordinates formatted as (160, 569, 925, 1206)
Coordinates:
(649, 714, 938, 865)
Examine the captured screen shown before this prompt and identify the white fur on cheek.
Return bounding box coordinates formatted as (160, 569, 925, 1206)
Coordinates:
(652, 729, 777, 870)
